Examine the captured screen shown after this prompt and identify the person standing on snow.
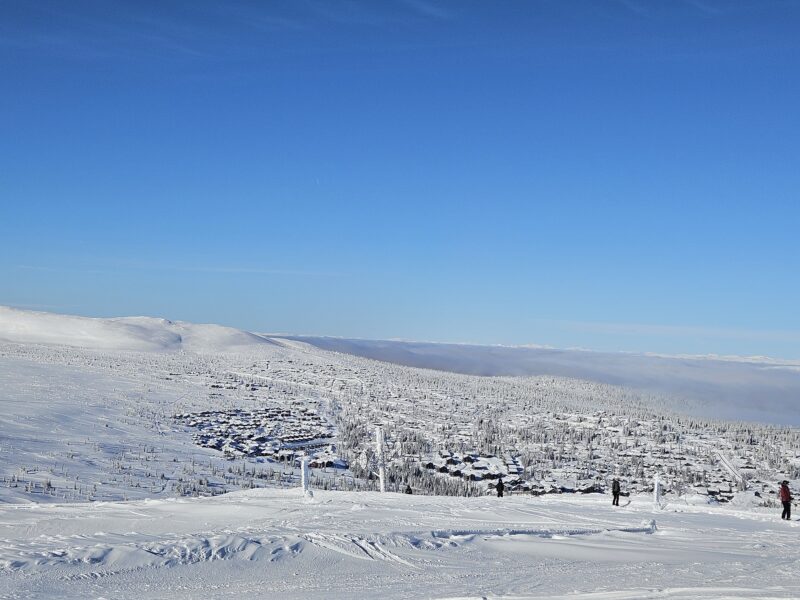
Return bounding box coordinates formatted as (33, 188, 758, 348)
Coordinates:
(780, 481, 792, 520)
(612, 478, 621, 506)
(405, 484, 413, 495)
(496, 477, 504, 498)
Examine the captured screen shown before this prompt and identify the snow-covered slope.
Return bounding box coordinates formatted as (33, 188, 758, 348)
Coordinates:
(2, 488, 799, 599)
(0, 306, 275, 352)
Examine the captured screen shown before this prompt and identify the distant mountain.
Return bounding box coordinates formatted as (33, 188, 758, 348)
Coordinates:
(282, 336, 800, 424)
(0, 306, 277, 353)
(3, 306, 798, 424)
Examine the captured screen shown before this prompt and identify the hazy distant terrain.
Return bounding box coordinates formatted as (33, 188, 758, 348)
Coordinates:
(285, 337, 800, 425)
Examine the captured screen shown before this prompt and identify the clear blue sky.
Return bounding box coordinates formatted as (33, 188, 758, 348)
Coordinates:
(2, 1, 799, 358)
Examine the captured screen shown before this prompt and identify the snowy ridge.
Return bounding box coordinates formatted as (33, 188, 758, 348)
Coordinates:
(0, 305, 276, 353)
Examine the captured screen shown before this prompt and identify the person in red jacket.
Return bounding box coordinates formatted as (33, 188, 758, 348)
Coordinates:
(779, 481, 792, 520)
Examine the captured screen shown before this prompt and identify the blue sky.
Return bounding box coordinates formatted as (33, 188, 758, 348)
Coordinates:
(2, 0, 799, 358)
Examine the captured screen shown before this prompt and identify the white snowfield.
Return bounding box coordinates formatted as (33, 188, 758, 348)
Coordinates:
(1, 489, 797, 600)
(0, 306, 276, 353)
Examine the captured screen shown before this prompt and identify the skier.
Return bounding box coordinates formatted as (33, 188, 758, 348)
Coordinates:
(780, 480, 792, 520)
(496, 477, 504, 498)
(612, 478, 621, 506)
(405, 483, 413, 495)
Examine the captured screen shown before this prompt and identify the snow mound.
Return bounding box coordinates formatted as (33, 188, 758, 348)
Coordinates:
(730, 490, 769, 509)
(0, 306, 276, 353)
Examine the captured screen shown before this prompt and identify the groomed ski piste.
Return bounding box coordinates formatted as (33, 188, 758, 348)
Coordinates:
(2, 306, 800, 599)
(2, 488, 799, 599)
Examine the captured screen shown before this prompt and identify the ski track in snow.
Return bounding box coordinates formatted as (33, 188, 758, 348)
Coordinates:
(1, 489, 800, 599)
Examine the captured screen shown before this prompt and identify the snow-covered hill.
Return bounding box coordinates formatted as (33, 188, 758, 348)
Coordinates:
(0, 306, 276, 352)
(2, 488, 798, 599)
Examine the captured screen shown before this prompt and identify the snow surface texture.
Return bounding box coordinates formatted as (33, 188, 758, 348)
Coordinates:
(2, 489, 799, 599)
(288, 337, 800, 425)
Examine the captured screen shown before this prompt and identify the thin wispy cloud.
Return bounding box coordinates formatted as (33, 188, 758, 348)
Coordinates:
(396, 0, 452, 20)
(538, 318, 800, 344)
(15, 264, 109, 275)
(681, 0, 726, 16)
(611, 0, 651, 17)
(1, 0, 454, 63)
(15, 263, 338, 277)
(161, 265, 337, 276)
(254, 0, 453, 28)
(609, 0, 749, 19)
(0, 4, 213, 60)
(0, 302, 80, 311)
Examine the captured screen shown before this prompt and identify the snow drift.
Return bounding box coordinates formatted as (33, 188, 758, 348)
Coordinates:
(1, 489, 798, 599)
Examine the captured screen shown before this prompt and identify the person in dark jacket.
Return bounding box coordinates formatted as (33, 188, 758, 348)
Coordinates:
(405, 484, 413, 495)
(496, 477, 504, 498)
(780, 481, 792, 520)
(612, 478, 621, 506)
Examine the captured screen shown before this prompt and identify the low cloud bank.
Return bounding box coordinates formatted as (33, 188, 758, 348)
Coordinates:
(288, 337, 800, 425)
